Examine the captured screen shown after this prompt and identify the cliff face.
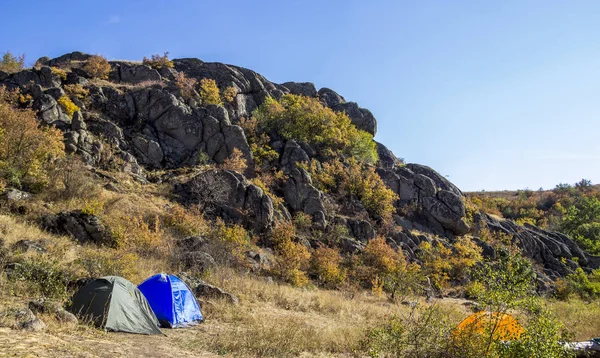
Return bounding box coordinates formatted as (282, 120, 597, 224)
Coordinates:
(1, 51, 597, 280)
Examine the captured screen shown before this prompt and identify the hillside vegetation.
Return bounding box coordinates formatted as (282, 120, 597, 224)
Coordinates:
(0, 50, 598, 357)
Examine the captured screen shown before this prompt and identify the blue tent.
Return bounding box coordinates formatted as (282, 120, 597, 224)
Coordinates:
(138, 273, 203, 328)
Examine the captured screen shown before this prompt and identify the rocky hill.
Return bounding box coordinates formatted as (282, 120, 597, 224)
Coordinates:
(1, 51, 597, 289)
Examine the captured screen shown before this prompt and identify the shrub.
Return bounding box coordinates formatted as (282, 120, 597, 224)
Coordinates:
(162, 204, 207, 237)
(199, 78, 222, 105)
(362, 305, 453, 358)
(240, 116, 279, 169)
(175, 71, 197, 100)
(83, 55, 111, 79)
(143, 52, 174, 69)
(222, 86, 237, 103)
(57, 95, 79, 118)
(253, 94, 378, 163)
(50, 66, 67, 80)
(46, 156, 99, 200)
(76, 247, 142, 282)
(303, 158, 398, 225)
(270, 221, 311, 286)
(63, 84, 89, 100)
(109, 215, 166, 256)
(310, 246, 346, 288)
(555, 267, 600, 300)
(0, 87, 65, 188)
(0, 52, 25, 73)
(8, 257, 72, 299)
(221, 148, 248, 173)
(206, 218, 252, 265)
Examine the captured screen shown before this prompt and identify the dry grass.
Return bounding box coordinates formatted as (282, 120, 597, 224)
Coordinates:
(548, 299, 600, 341)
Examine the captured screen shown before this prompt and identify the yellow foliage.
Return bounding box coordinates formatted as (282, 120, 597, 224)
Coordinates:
(57, 96, 79, 118)
(221, 148, 248, 173)
(109, 215, 166, 257)
(207, 218, 252, 265)
(222, 86, 237, 103)
(303, 158, 398, 225)
(270, 221, 311, 286)
(63, 84, 89, 100)
(310, 246, 346, 288)
(419, 237, 483, 290)
(0, 87, 65, 187)
(162, 204, 207, 237)
(253, 94, 378, 164)
(83, 55, 111, 79)
(143, 52, 174, 69)
(363, 237, 405, 275)
(76, 247, 143, 282)
(50, 67, 67, 80)
(199, 78, 222, 105)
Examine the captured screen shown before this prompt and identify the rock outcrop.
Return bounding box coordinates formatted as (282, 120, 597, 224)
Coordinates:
(378, 164, 470, 236)
(176, 169, 274, 232)
(477, 213, 600, 279)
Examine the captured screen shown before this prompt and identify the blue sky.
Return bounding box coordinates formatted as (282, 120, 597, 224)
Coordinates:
(1, 1, 598, 191)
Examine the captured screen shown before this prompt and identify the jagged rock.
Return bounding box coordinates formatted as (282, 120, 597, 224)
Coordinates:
(192, 280, 239, 305)
(1, 189, 31, 202)
(280, 140, 309, 172)
(347, 219, 376, 243)
(318, 87, 345, 107)
(109, 62, 161, 84)
(44, 87, 65, 100)
(176, 169, 274, 232)
(20, 316, 46, 332)
(172, 58, 285, 122)
(283, 168, 326, 218)
(0, 70, 8, 82)
(339, 237, 365, 254)
(47, 52, 91, 67)
(376, 142, 402, 170)
(99, 88, 252, 167)
(11, 240, 46, 253)
(32, 94, 61, 124)
(478, 213, 599, 278)
(378, 164, 470, 235)
(281, 82, 318, 97)
(132, 136, 164, 167)
(316, 87, 377, 135)
(71, 111, 86, 130)
(180, 251, 217, 272)
(40, 211, 108, 245)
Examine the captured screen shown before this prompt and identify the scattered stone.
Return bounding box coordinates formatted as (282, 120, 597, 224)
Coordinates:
(1, 189, 31, 202)
(11, 240, 46, 253)
(193, 280, 239, 305)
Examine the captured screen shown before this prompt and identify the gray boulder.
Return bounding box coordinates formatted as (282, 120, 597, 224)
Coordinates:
(176, 169, 274, 232)
(281, 82, 318, 97)
(109, 62, 161, 84)
(347, 219, 376, 243)
(39, 211, 108, 245)
(193, 280, 239, 305)
(280, 140, 310, 172)
(1, 189, 31, 202)
(283, 168, 326, 218)
(317, 87, 377, 135)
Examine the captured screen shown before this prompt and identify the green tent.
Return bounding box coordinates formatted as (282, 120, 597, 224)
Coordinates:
(68, 276, 162, 335)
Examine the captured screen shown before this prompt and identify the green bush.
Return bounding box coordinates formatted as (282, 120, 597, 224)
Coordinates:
(8, 257, 72, 299)
(253, 94, 378, 164)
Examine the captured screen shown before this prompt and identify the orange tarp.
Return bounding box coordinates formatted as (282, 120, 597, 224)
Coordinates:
(454, 311, 525, 341)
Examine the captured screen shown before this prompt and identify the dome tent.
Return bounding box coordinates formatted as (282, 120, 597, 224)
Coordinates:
(138, 273, 203, 328)
(68, 276, 162, 335)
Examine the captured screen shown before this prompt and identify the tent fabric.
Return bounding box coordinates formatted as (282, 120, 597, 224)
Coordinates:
(68, 276, 162, 335)
(138, 273, 203, 328)
(454, 311, 524, 341)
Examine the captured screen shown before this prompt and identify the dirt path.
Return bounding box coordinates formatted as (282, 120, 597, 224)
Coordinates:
(0, 327, 220, 358)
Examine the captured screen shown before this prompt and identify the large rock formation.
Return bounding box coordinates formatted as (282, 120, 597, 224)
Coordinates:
(2, 51, 597, 280)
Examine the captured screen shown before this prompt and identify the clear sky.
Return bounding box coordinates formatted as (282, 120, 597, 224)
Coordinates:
(1, 1, 598, 191)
